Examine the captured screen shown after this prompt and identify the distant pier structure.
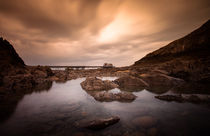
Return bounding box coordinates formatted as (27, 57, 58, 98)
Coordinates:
(49, 63, 114, 70)
(49, 65, 103, 70)
(103, 63, 114, 68)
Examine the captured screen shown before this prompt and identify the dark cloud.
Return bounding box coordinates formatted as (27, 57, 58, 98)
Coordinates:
(0, 0, 209, 66)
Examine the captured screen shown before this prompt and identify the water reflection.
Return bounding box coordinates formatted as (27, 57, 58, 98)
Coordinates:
(0, 81, 52, 123)
(0, 78, 210, 136)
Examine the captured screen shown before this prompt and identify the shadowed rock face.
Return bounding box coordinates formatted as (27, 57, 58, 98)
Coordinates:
(135, 20, 210, 64)
(133, 20, 210, 83)
(0, 37, 54, 122)
(0, 37, 53, 92)
(0, 37, 25, 76)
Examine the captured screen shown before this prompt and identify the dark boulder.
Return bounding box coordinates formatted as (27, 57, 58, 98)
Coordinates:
(75, 116, 120, 130)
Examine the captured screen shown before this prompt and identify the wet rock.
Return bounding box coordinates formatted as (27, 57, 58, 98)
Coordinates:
(49, 76, 60, 81)
(114, 75, 148, 91)
(53, 71, 68, 82)
(3, 74, 52, 92)
(75, 116, 120, 130)
(3, 74, 35, 91)
(155, 94, 210, 103)
(155, 94, 184, 102)
(89, 91, 137, 102)
(132, 116, 157, 128)
(29, 65, 54, 78)
(81, 77, 119, 91)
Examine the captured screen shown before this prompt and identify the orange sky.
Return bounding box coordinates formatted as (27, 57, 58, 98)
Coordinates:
(0, 0, 210, 66)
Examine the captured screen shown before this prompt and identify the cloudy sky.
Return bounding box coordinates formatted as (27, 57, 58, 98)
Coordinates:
(0, 0, 209, 66)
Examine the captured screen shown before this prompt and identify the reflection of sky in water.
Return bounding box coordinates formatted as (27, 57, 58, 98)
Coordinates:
(50, 67, 66, 71)
(51, 67, 99, 71)
(97, 76, 118, 81)
(1, 78, 210, 136)
(108, 88, 121, 94)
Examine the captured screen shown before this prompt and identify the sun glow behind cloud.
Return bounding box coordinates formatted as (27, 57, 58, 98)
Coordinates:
(0, 0, 209, 66)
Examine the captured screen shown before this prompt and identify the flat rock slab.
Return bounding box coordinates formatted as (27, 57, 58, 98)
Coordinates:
(81, 77, 119, 91)
(75, 116, 120, 130)
(93, 91, 137, 102)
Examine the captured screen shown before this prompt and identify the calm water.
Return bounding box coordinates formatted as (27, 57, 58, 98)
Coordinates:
(0, 78, 210, 136)
(51, 67, 99, 71)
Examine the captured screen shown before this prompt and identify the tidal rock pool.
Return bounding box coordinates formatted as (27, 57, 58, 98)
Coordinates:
(0, 77, 210, 136)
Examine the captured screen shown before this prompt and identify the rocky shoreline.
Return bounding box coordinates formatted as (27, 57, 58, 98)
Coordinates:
(0, 20, 210, 132)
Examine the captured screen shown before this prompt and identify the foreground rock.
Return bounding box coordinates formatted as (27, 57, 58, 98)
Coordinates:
(81, 77, 119, 91)
(87, 91, 137, 102)
(75, 116, 120, 130)
(155, 94, 210, 103)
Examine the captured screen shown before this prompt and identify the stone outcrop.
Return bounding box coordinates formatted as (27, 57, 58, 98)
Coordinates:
(0, 37, 54, 91)
(0, 37, 25, 76)
(81, 77, 119, 91)
(75, 116, 120, 130)
(87, 91, 136, 102)
(80, 77, 136, 102)
(133, 20, 210, 84)
(112, 73, 184, 93)
(0, 37, 54, 122)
